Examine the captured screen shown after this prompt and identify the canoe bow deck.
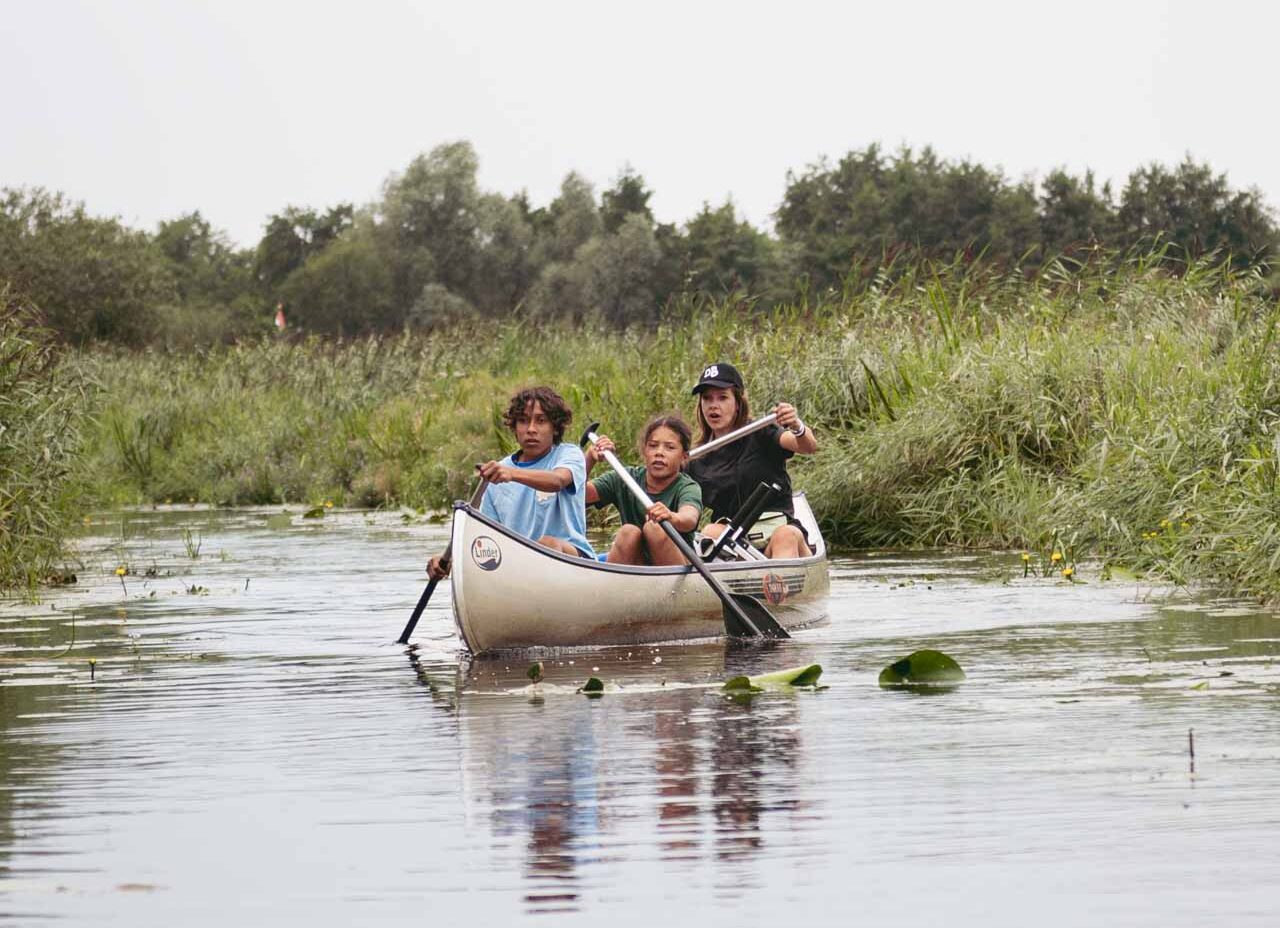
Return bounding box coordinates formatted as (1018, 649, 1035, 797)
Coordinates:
(449, 494, 830, 653)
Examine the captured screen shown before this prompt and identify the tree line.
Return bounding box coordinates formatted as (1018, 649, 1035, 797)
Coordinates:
(2, 141, 1276, 346)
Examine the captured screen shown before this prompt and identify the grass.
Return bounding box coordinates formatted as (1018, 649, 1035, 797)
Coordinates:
(46, 250, 1280, 601)
(0, 289, 89, 593)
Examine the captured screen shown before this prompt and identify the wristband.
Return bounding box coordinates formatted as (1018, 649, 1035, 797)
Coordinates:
(790, 419, 807, 437)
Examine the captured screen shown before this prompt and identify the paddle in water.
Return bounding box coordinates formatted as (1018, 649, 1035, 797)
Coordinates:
(580, 422, 789, 639)
(397, 477, 488, 644)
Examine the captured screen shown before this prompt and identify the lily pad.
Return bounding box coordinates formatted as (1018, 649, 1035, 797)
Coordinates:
(578, 676, 604, 695)
(879, 650, 965, 689)
(302, 506, 326, 519)
(723, 664, 824, 693)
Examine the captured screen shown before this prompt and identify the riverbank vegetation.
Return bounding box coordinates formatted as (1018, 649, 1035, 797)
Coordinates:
(0, 291, 87, 592)
(70, 251, 1280, 600)
(4, 139, 1279, 600)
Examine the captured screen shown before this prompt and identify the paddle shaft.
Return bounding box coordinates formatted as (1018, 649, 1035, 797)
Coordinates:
(397, 479, 488, 644)
(688, 412, 778, 461)
(586, 431, 781, 638)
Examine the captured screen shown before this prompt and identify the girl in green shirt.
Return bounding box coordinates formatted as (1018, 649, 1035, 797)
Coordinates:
(586, 415, 703, 565)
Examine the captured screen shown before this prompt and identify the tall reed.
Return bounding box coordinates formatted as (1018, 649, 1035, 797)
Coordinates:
(0, 289, 88, 592)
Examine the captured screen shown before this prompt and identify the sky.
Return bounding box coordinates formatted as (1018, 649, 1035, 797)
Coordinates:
(4, 0, 1276, 248)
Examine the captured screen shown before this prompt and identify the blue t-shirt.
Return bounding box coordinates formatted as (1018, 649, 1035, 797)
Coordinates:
(480, 443, 594, 557)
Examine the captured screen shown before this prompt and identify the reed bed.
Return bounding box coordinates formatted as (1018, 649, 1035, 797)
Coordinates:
(1, 291, 88, 593)
(67, 253, 1280, 600)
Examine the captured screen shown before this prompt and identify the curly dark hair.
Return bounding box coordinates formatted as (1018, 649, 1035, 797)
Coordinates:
(503, 386, 573, 443)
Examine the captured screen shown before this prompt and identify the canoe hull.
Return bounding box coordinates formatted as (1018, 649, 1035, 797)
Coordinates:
(450, 494, 830, 653)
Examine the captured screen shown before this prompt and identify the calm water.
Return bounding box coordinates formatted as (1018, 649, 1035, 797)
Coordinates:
(2, 507, 1279, 925)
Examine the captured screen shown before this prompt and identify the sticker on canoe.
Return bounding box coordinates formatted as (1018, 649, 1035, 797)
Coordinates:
(471, 536, 502, 571)
(762, 573, 788, 604)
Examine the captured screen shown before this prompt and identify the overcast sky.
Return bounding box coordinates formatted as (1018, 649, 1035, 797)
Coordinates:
(5, 0, 1276, 247)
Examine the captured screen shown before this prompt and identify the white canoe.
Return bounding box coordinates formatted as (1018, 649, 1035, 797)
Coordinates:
(449, 493, 830, 653)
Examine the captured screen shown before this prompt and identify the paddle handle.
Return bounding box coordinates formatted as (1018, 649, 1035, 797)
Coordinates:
(688, 412, 778, 461)
(397, 478, 489, 645)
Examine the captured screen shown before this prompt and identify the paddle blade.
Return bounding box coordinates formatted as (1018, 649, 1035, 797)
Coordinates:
(724, 593, 791, 639)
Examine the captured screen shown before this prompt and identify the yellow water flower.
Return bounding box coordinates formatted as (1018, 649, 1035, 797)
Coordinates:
(1181, 521, 1191, 530)
(1021, 552, 1031, 562)
(83, 517, 92, 525)
(1051, 551, 1063, 563)
(115, 566, 126, 576)
(1160, 519, 1171, 529)
(1062, 567, 1074, 578)
(325, 501, 334, 509)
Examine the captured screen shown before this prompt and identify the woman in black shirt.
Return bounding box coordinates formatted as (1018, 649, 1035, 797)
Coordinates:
(685, 362, 818, 559)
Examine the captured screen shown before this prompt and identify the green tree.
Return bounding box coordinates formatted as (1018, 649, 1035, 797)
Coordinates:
(577, 213, 664, 325)
(601, 166, 654, 234)
(535, 172, 601, 265)
(676, 201, 779, 296)
(1118, 157, 1278, 266)
(278, 225, 395, 335)
(379, 141, 483, 310)
(254, 204, 353, 294)
(0, 188, 173, 346)
(1038, 169, 1117, 256)
(469, 193, 537, 313)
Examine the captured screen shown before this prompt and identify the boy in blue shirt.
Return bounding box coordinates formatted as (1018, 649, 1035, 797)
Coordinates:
(428, 386, 593, 579)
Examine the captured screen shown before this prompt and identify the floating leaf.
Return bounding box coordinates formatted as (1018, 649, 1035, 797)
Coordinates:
(879, 650, 965, 689)
(302, 506, 325, 519)
(527, 661, 544, 684)
(723, 664, 823, 693)
(578, 676, 604, 696)
(753, 664, 824, 687)
(1190, 680, 1210, 691)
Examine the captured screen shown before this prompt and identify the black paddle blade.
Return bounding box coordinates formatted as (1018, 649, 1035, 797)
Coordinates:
(725, 593, 791, 639)
(578, 421, 601, 449)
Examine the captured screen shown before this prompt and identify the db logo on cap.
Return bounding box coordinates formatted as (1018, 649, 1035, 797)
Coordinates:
(703, 364, 719, 379)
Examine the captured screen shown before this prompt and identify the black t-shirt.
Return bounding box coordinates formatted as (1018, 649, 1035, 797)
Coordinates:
(686, 425, 795, 522)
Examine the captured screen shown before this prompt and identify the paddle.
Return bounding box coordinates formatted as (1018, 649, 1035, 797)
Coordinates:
(688, 412, 778, 461)
(581, 423, 789, 639)
(397, 478, 488, 645)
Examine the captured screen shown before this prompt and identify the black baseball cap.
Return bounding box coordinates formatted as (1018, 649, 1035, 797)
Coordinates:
(691, 362, 744, 394)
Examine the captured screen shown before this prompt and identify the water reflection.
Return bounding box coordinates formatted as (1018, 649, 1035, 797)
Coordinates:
(445, 645, 813, 911)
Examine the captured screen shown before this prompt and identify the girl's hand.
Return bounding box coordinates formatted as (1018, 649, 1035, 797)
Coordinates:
(478, 460, 512, 484)
(427, 554, 451, 581)
(587, 435, 615, 467)
(774, 402, 799, 430)
(647, 502, 674, 524)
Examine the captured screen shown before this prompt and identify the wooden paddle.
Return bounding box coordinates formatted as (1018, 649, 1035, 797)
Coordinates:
(397, 478, 488, 644)
(581, 423, 789, 639)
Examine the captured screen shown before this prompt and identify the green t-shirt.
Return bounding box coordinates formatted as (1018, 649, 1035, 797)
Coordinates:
(591, 467, 704, 544)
